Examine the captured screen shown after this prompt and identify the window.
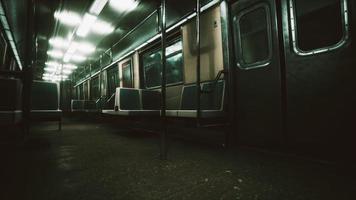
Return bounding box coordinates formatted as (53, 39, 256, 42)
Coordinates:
(289, 0, 349, 55)
(107, 65, 119, 96)
(142, 40, 183, 88)
(78, 84, 84, 100)
(83, 81, 89, 100)
(122, 60, 133, 88)
(234, 4, 272, 69)
(90, 76, 100, 101)
(0, 33, 7, 68)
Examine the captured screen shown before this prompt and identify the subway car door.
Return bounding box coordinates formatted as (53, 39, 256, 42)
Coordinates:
(281, 0, 356, 160)
(231, 0, 284, 146)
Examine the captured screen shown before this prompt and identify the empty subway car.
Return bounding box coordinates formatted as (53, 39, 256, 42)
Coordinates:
(68, 0, 355, 161)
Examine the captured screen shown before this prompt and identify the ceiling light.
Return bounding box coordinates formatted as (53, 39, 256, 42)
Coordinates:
(43, 73, 53, 77)
(0, 16, 10, 29)
(45, 61, 61, 68)
(63, 53, 71, 62)
(71, 54, 86, 62)
(63, 64, 78, 70)
(47, 50, 64, 58)
(76, 42, 96, 54)
(44, 67, 57, 72)
(54, 10, 82, 26)
(89, 0, 108, 15)
(109, 0, 138, 12)
(49, 37, 70, 49)
(62, 69, 73, 74)
(67, 42, 79, 54)
(43, 76, 53, 81)
(5, 30, 12, 40)
(91, 20, 114, 35)
(76, 13, 97, 37)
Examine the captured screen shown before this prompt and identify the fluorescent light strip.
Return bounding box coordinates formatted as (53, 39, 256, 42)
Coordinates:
(47, 50, 64, 58)
(0, 3, 23, 69)
(76, 13, 97, 37)
(49, 37, 70, 49)
(89, 0, 108, 15)
(76, 42, 96, 54)
(54, 10, 82, 26)
(0, 4, 5, 15)
(63, 64, 78, 70)
(71, 54, 86, 62)
(109, 0, 138, 12)
(91, 20, 114, 35)
(0, 16, 9, 29)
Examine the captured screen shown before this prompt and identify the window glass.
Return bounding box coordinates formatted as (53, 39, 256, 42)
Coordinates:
(107, 65, 119, 96)
(90, 76, 100, 100)
(142, 40, 183, 88)
(79, 84, 84, 100)
(0, 33, 6, 68)
(83, 81, 89, 100)
(235, 5, 271, 68)
(294, 0, 345, 52)
(122, 61, 133, 88)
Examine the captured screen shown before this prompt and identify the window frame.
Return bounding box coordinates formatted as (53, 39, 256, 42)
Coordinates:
(141, 37, 184, 89)
(233, 3, 273, 70)
(90, 75, 100, 101)
(121, 59, 134, 88)
(106, 62, 119, 96)
(288, 0, 350, 56)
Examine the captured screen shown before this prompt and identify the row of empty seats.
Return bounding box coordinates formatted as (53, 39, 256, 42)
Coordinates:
(102, 80, 225, 118)
(0, 78, 62, 131)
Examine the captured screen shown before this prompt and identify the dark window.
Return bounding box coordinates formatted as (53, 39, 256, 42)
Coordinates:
(293, 0, 346, 52)
(235, 4, 272, 69)
(142, 40, 183, 88)
(78, 84, 84, 100)
(90, 76, 100, 100)
(83, 81, 89, 100)
(0, 33, 7, 69)
(122, 60, 133, 88)
(107, 65, 119, 96)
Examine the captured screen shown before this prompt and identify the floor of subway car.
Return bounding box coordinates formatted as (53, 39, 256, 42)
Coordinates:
(1, 117, 355, 200)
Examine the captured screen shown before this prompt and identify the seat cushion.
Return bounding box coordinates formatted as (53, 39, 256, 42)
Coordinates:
(31, 81, 59, 110)
(119, 88, 141, 110)
(0, 78, 22, 111)
(141, 90, 161, 110)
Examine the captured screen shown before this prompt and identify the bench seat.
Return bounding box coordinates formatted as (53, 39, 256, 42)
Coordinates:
(30, 81, 62, 130)
(102, 80, 225, 119)
(0, 78, 23, 126)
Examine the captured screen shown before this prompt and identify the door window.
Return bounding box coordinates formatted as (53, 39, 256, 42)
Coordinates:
(234, 4, 272, 69)
(289, 0, 349, 55)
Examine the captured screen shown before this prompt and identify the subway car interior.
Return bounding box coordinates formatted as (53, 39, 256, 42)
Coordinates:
(1, 0, 355, 199)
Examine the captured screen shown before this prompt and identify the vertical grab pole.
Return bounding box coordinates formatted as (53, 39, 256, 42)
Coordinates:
(196, 0, 201, 126)
(160, 0, 168, 160)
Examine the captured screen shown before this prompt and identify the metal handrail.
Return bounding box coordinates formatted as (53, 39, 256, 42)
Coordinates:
(201, 69, 228, 93)
(106, 92, 116, 104)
